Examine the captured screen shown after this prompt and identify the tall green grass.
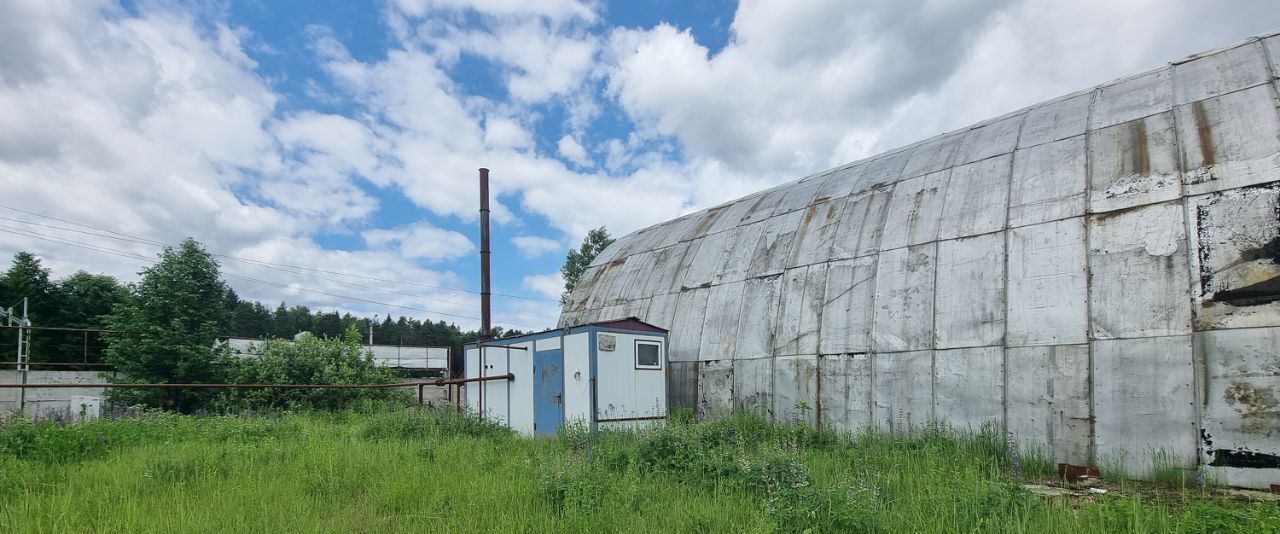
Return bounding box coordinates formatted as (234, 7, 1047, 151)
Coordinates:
(1, 407, 1276, 533)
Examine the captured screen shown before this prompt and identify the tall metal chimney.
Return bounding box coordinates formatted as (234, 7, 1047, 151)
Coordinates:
(479, 168, 492, 340)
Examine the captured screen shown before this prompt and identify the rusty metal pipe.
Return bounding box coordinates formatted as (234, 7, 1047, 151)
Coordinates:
(0, 374, 515, 389)
(479, 167, 491, 340)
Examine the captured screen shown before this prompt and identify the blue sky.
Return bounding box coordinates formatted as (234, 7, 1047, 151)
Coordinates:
(3, 0, 1278, 331)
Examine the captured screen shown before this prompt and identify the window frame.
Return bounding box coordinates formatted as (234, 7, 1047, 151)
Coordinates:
(634, 339, 663, 370)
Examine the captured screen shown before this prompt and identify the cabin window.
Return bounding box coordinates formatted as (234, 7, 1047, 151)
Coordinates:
(635, 340, 662, 370)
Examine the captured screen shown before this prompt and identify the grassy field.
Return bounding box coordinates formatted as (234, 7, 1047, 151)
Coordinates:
(1, 405, 1276, 533)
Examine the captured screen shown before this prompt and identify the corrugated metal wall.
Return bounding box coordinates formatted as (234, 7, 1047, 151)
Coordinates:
(560, 32, 1280, 488)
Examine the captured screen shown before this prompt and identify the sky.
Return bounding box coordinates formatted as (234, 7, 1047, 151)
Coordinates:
(1, 0, 1278, 332)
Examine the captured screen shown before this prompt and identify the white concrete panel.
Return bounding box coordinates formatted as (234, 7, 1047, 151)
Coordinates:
(714, 220, 768, 284)
(933, 346, 1003, 431)
(872, 244, 936, 352)
(1268, 35, 1280, 80)
(788, 199, 846, 267)
(1186, 183, 1280, 331)
(1175, 84, 1280, 196)
(697, 358, 734, 419)
(640, 242, 696, 296)
(902, 132, 965, 179)
(773, 355, 819, 425)
(740, 186, 791, 226)
(1172, 41, 1271, 105)
(872, 350, 933, 433)
(939, 154, 1011, 240)
(935, 233, 1006, 349)
(775, 264, 826, 356)
(733, 357, 773, 418)
(643, 292, 679, 331)
(1090, 68, 1173, 129)
(816, 163, 868, 201)
(667, 361, 699, 411)
(817, 353, 872, 432)
(1008, 218, 1089, 346)
(1092, 336, 1196, 477)
(1009, 136, 1087, 227)
(707, 195, 762, 236)
(858, 147, 912, 190)
(830, 186, 892, 260)
(669, 287, 710, 362)
(563, 333, 591, 423)
(748, 210, 805, 278)
(1088, 202, 1192, 339)
(772, 172, 830, 216)
(1019, 91, 1092, 148)
(678, 206, 725, 243)
(1006, 345, 1092, 465)
(819, 257, 876, 354)
(1088, 112, 1183, 213)
(1197, 327, 1280, 489)
(699, 281, 747, 361)
(955, 113, 1023, 165)
(734, 274, 783, 359)
(880, 170, 950, 250)
(681, 231, 733, 289)
(651, 215, 700, 250)
(0, 371, 113, 419)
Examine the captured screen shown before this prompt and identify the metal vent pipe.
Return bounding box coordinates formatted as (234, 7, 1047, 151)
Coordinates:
(478, 168, 492, 340)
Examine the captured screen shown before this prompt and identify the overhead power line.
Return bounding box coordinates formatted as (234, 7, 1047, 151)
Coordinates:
(0, 225, 551, 329)
(0, 204, 560, 303)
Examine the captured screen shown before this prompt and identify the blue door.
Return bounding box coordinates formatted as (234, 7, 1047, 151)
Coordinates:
(533, 348, 565, 436)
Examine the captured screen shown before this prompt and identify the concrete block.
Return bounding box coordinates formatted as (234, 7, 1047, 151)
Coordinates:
(1091, 68, 1173, 130)
(935, 232, 1006, 349)
(775, 264, 826, 356)
(872, 350, 933, 432)
(938, 154, 1011, 240)
(734, 274, 783, 359)
(818, 256, 876, 354)
(773, 354, 819, 425)
(817, 353, 872, 432)
(873, 244, 936, 352)
(1092, 336, 1196, 477)
(1174, 84, 1280, 196)
(1088, 201, 1192, 339)
(699, 281, 747, 361)
(1088, 111, 1183, 213)
(829, 186, 892, 260)
(1186, 183, 1280, 330)
(668, 287, 709, 362)
(1196, 327, 1280, 489)
(880, 170, 950, 250)
(933, 346, 1004, 431)
(1006, 345, 1092, 465)
(697, 359, 734, 419)
(733, 357, 773, 418)
(1009, 135, 1087, 227)
(1019, 91, 1092, 148)
(1008, 218, 1089, 346)
(1173, 41, 1271, 105)
(788, 198, 846, 267)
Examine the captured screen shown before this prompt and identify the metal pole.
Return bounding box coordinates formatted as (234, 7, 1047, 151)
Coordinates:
(479, 167, 491, 340)
(18, 298, 27, 416)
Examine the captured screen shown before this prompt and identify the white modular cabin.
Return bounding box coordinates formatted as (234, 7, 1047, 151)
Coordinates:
(464, 318, 668, 436)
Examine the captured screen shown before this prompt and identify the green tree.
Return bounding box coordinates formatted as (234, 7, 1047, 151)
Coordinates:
(1, 252, 57, 359)
(560, 227, 614, 305)
(49, 271, 126, 363)
(103, 238, 234, 412)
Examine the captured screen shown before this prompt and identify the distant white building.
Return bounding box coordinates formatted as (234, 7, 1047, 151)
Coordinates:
(223, 337, 450, 376)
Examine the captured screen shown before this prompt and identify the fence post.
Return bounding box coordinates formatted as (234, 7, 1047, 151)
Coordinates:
(418, 384, 424, 405)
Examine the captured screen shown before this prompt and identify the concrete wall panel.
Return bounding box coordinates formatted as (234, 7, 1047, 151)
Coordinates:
(1186, 183, 1280, 331)
(699, 281, 747, 361)
(1088, 112, 1183, 213)
(1172, 41, 1271, 105)
(1019, 91, 1091, 148)
(830, 187, 892, 260)
(666, 361, 699, 412)
(733, 357, 773, 418)
(748, 210, 805, 278)
(819, 257, 876, 354)
(873, 244, 936, 352)
(1006, 345, 1091, 465)
(697, 359, 734, 419)
(775, 264, 826, 356)
(935, 233, 1006, 349)
(933, 346, 1004, 431)
(938, 154, 1011, 240)
(715, 220, 768, 284)
(1010, 136, 1087, 227)
(1093, 336, 1196, 477)
(1007, 217, 1089, 346)
(1087, 202, 1192, 339)
(1196, 327, 1280, 488)
(872, 350, 933, 433)
(668, 287, 710, 362)
(788, 199, 846, 267)
(1174, 84, 1280, 196)
(817, 353, 873, 432)
(1090, 68, 1172, 130)
(880, 170, 950, 250)
(773, 354, 818, 425)
(735, 274, 783, 359)
(955, 113, 1023, 165)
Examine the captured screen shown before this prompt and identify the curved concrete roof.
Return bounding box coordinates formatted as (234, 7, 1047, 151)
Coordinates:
(559, 30, 1280, 488)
